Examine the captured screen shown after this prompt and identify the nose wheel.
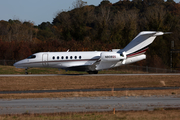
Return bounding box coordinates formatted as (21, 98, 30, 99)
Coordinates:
(25, 68, 28, 74)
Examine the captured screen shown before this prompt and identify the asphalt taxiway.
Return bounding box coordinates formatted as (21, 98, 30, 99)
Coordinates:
(0, 96, 180, 115)
(0, 73, 180, 77)
(0, 87, 179, 94)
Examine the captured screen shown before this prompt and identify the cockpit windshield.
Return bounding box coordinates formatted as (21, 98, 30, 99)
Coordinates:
(27, 55, 36, 59)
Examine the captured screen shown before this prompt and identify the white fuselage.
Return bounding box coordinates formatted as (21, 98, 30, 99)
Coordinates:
(14, 51, 146, 72)
(14, 51, 101, 70)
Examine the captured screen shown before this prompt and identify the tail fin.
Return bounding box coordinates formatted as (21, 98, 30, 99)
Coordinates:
(118, 31, 164, 58)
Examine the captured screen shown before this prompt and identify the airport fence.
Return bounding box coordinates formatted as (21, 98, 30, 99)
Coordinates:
(0, 60, 18, 66)
(0, 60, 180, 73)
(109, 65, 180, 73)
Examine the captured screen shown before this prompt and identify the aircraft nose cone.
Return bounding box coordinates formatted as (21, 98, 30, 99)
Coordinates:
(13, 61, 20, 67)
(13, 62, 16, 66)
(13, 60, 27, 69)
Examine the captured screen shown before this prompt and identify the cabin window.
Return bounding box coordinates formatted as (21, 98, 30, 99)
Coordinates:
(57, 56, 59, 59)
(70, 56, 73, 59)
(79, 56, 81, 59)
(75, 56, 77, 59)
(61, 56, 64, 59)
(27, 55, 36, 59)
(66, 56, 68, 59)
(52, 56, 55, 60)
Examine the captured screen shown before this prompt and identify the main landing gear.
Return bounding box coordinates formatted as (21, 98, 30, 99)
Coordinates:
(87, 71, 98, 74)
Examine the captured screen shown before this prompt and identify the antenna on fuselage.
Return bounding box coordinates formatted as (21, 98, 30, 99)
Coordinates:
(67, 49, 69, 52)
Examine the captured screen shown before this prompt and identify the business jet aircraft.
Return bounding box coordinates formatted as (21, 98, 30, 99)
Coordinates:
(14, 31, 166, 74)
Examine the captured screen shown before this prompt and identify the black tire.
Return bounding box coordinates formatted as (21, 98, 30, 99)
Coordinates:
(25, 68, 28, 74)
(87, 71, 98, 74)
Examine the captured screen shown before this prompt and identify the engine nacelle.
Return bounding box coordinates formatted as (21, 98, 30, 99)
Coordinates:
(125, 54, 146, 64)
(100, 52, 125, 62)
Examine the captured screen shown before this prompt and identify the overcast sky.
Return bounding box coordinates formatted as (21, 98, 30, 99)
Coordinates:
(0, 0, 180, 25)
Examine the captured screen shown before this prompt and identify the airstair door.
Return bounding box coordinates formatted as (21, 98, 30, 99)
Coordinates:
(42, 54, 48, 66)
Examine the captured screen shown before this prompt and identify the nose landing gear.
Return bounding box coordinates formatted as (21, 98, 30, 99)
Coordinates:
(25, 68, 28, 74)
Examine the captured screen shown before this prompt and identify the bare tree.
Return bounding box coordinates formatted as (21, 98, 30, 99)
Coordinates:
(144, 5, 166, 30)
(101, 6, 111, 24)
(72, 0, 87, 9)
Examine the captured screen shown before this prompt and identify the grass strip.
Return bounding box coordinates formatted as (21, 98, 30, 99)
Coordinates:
(0, 109, 180, 120)
(0, 65, 146, 74)
(0, 76, 180, 91)
(0, 89, 180, 99)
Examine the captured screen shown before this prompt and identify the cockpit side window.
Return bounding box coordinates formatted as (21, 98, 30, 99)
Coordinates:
(27, 55, 36, 59)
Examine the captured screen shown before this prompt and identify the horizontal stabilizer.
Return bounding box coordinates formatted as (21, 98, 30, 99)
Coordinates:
(164, 32, 172, 34)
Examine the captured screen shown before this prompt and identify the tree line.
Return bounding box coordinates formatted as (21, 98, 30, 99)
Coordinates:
(0, 0, 180, 69)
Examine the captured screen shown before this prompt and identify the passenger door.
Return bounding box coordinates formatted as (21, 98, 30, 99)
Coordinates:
(42, 54, 48, 66)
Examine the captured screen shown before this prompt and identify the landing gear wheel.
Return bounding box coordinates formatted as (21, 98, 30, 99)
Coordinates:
(25, 68, 28, 74)
(87, 71, 98, 74)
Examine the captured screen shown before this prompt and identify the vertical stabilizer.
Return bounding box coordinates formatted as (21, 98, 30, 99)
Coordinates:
(119, 31, 164, 58)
